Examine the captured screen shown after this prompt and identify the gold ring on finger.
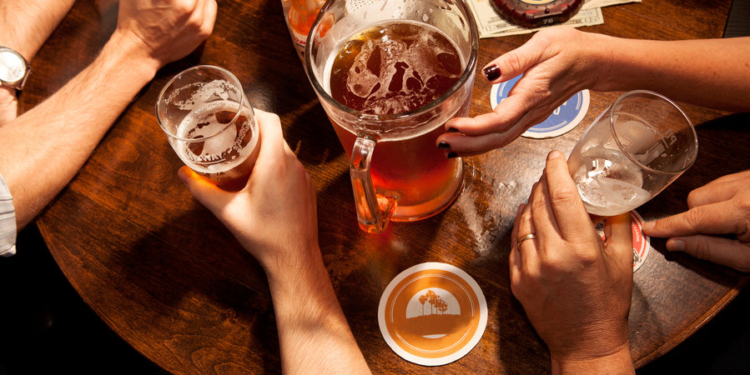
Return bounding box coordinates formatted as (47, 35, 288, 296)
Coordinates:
(517, 233, 536, 249)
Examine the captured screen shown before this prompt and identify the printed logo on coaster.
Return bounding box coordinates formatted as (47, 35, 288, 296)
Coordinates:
(378, 262, 488, 366)
(490, 74, 590, 139)
(596, 210, 651, 272)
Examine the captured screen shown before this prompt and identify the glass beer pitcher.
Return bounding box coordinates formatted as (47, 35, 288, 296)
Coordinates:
(305, 0, 478, 233)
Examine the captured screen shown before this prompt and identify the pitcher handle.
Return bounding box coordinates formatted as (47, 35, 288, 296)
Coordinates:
(350, 135, 398, 233)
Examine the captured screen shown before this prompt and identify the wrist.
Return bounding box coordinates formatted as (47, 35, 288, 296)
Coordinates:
(0, 87, 18, 124)
(264, 243, 343, 318)
(586, 32, 617, 92)
(262, 241, 326, 286)
(0, 41, 33, 63)
(0, 86, 16, 105)
(551, 341, 634, 375)
(101, 31, 162, 82)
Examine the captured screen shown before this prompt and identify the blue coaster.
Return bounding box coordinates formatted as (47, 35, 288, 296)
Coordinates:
(490, 74, 590, 139)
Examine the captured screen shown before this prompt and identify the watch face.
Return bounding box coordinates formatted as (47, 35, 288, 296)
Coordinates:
(0, 50, 27, 82)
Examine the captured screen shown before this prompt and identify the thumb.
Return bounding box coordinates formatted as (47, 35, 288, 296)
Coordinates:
(668, 235, 750, 273)
(178, 166, 232, 214)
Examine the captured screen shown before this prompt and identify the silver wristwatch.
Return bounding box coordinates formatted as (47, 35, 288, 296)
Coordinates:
(0, 46, 30, 90)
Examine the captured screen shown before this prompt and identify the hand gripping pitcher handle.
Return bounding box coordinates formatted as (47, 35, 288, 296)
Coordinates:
(350, 135, 398, 233)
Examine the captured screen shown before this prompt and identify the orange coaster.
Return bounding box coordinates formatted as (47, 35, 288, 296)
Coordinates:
(378, 262, 487, 366)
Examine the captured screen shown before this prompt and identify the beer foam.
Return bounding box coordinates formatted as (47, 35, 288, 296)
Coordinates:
(175, 101, 257, 173)
(345, 23, 461, 115)
(172, 80, 235, 112)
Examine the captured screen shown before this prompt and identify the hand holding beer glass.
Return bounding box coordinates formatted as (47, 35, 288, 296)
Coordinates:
(568, 90, 698, 216)
(156, 65, 260, 191)
(305, 0, 478, 233)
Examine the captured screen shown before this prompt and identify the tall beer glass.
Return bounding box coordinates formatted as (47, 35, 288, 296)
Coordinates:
(156, 65, 260, 191)
(305, 0, 478, 233)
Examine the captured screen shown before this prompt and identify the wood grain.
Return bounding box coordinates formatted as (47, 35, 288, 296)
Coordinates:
(21, 0, 747, 374)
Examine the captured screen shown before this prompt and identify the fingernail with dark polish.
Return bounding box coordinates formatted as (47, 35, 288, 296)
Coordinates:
(447, 152, 458, 159)
(438, 142, 451, 149)
(447, 127, 460, 133)
(483, 65, 500, 81)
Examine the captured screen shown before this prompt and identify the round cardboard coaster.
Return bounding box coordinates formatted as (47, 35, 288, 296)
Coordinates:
(490, 74, 590, 139)
(595, 210, 651, 272)
(378, 262, 488, 366)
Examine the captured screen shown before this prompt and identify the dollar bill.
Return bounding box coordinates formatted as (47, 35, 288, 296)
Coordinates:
(583, 0, 641, 9)
(467, 0, 641, 39)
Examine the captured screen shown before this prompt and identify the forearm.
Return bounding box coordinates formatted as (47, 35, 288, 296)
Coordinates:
(0, 31, 160, 228)
(0, 0, 76, 60)
(0, 0, 76, 124)
(266, 246, 371, 375)
(551, 342, 634, 375)
(593, 34, 750, 112)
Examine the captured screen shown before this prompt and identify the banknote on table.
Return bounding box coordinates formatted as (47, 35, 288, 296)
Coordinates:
(583, 0, 641, 9)
(468, 0, 641, 38)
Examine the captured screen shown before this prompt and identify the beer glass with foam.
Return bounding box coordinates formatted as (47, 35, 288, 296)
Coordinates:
(305, 0, 478, 233)
(156, 65, 260, 191)
(568, 90, 698, 216)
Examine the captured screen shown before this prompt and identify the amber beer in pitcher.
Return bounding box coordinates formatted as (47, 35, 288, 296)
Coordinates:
(306, 0, 478, 233)
(328, 21, 467, 217)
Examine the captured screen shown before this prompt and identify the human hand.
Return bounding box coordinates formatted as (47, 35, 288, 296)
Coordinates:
(437, 27, 612, 155)
(643, 170, 750, 273)
(510, 150, 634, 372)
(115, 0, 217, 68)
(178, 110, 319, 274)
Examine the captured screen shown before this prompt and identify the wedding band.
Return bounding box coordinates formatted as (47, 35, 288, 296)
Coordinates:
(517, 233, 536, 249)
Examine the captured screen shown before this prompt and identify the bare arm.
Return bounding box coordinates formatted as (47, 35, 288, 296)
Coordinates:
(441, 27, 750, 155)
(596, 36, 750, 113)
(267, 244, 372, 375)
(0, 0, 217, 230)
(180, 111, 372, 374)
(0, 0, 75, 60)
(0, 34, 157, 228)
(0, 0, 76, 123)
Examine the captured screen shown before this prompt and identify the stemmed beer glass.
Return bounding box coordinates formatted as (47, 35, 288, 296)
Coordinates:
(568, 90, 698, 216)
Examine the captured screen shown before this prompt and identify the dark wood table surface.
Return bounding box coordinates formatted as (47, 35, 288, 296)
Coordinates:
(20, 0, 748, 374)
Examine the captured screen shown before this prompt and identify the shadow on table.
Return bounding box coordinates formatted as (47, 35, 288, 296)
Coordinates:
(637, 286, 750, 375)
(120, 208, 283, 374)
(0, 225, 169, 375)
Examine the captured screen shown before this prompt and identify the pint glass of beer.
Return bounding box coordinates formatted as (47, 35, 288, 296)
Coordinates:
(305, 0, 478, 233)
(156, 65, 260, 191)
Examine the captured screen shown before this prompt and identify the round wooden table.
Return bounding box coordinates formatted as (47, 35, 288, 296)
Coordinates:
(21, 0, 748, 373)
